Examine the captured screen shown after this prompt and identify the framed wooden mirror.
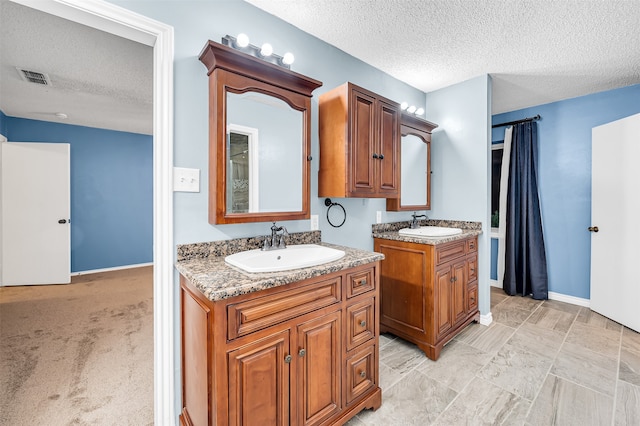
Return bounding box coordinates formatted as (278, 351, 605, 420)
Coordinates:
(386, 113, 438, 211)
(199, 40, 322, 224)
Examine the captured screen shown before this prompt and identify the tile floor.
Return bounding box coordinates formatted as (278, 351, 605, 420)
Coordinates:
(347, 287, 640, 425)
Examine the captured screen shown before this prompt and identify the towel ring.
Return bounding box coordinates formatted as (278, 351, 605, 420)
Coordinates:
(324, 198, 346, 228)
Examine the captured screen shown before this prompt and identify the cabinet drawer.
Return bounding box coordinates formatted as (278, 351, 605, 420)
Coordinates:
(346, 297, 375, 351)
(345, 344, 376, 405)
(346, 267, 375, 298)
(435, 241, 466, 265)
(466, 237, 478, 253)
(227, 277, 341, 340)
(467, 255, 478, 282)
(468, 283, 478, 313)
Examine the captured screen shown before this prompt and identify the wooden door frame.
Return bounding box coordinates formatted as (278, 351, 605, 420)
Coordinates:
(10, 0, 175, 422)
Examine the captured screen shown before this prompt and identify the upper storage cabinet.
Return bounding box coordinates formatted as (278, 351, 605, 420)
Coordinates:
(199, 40, 322, 224)
(319, 82, 400, 198)
(386, 113, 438, 211)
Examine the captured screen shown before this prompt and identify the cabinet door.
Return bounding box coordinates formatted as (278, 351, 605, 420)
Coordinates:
(451, 260, 467, 325)
(296, 311, 341, 426)
(376, 99, 400, 194)
(228, 330, 291, 426)
(349, 89, 377, 195)
(434, 266, 453, 340)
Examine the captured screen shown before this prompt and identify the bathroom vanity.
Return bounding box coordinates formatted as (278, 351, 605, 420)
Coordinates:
(372, 221, 481, 360)
(176, 232, 383, 426)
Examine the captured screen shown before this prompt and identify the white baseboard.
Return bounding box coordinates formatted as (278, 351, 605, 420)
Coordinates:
(548, 291, 590, 307)
(71, 262, 153, 276)
(480, 312, 493, 326)
(490, 279, 501, 288)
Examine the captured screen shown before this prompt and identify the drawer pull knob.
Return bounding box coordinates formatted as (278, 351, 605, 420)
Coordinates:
(284, 355, 292, 364)
(359, 279, 367, 286)
(360, 371, 366, 378)
(360, 320, 367, 327)
(450, 277, 454, 283)
(470, 268, 475, 273)
(298, 349, 306, 357)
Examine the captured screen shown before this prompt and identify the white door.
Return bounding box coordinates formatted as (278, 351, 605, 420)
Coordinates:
(1, 142, 71, 285)
(591, 113, 640, 332)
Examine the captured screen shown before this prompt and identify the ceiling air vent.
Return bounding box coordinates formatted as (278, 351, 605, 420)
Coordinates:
(16, 68, 52, 85)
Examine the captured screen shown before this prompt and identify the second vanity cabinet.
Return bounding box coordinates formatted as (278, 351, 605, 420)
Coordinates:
(373, 235, 479, 360)
(318, 82, 400, 198)
(179, 262, 381, 426)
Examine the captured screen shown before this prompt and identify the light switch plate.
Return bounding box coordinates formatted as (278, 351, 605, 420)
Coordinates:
(310, 215, 319, 230)
(173, 167, 200, 192)
(376, 211, 382, 224)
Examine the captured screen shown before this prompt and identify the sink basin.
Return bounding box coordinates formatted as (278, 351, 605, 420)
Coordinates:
(399, 226, 463, 238)
(225, 244, 346, 273)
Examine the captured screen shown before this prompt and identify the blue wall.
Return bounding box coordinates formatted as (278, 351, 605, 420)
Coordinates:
(3, 116, 153, 272)
(492, 84, 640, 299)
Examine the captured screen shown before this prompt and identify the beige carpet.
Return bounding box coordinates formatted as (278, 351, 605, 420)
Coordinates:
(0, 266, 154, 425)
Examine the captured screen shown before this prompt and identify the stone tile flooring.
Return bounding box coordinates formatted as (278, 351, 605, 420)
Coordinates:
(347, 287, 640, 425)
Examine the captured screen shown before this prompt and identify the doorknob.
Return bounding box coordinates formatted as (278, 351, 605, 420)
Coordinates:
(588, 226, 599, 232)
(58, 219, 67, 224)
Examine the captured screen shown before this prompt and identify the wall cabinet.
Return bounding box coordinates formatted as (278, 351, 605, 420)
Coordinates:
(373, 236, 479, 360)
(179, 263, 382, 425)
(319, 82, 400, 198)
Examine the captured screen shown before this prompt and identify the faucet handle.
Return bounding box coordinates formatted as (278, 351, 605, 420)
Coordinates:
(278, 234, 287, 249)
(262, 237, 271, 251)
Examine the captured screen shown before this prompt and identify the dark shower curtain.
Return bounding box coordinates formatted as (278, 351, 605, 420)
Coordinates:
(503, 122, 548, 299)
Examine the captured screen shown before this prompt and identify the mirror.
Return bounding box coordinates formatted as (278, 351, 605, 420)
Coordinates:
(386, 113, 438, 211)
(227, 92, 303, 214)
(199, 40, 322, 224)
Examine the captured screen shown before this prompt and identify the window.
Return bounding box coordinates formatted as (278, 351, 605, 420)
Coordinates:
(491, 142, 504, 228)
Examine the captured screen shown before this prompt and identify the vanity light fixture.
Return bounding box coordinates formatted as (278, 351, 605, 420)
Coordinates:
(400, 102, 424, 116)
(221, 34, 294, 69)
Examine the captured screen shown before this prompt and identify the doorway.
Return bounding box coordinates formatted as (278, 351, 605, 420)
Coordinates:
(6, 0, 175, 422)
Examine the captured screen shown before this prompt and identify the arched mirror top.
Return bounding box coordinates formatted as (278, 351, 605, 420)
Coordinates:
(387, 113, 438, 212)
(199, 40, 322, 224)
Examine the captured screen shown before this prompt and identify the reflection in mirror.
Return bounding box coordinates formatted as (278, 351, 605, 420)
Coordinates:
(400, 134, 428, 206)
(228, 124, 258, 213)
(226, 91, 303, 213)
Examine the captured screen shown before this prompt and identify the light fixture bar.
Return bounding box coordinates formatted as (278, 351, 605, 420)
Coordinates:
(222, 34, 293, 69)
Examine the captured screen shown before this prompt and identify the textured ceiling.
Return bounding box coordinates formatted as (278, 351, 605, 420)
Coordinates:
(1, 1, 638, 135)
(247, 0, 640, 114)
(0, 0, 153, 134)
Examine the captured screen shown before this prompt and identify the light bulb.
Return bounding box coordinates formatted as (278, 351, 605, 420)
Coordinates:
(260, 43, 273, 57)
(236, 33, 249, 48)
(415, 107, 424, 116)
(407, 105, 417, 114)
(400, 102, 408, 110)
(282, 52, 295, 65)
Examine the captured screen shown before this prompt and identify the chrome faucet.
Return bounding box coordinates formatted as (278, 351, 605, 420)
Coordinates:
(410, 212, 428, 229)
(262, 222, 288, 250)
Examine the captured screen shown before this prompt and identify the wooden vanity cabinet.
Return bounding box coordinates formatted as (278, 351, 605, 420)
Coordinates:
(373, 236, 480, 360)
(318, 82, 400, 198)
(179, 263, 382, 426)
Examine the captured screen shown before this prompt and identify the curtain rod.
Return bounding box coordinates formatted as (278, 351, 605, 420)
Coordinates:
(492, 114, 541, 128)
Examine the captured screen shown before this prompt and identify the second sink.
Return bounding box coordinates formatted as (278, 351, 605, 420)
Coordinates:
(399, 226, 463, 238)
(225, 244, 346, 273)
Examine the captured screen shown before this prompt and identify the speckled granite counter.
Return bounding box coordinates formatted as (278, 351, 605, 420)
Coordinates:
(372, 219, 482, 245)
(175, 231, 384, 302)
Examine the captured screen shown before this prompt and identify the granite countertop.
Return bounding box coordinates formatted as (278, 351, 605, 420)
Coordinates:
(372, 219, 482, 245)
(175, 232, 383, 302)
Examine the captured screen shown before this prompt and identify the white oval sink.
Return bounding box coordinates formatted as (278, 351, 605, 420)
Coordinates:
(399, 226, 463, 238)
(225, 244, 346, 273)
